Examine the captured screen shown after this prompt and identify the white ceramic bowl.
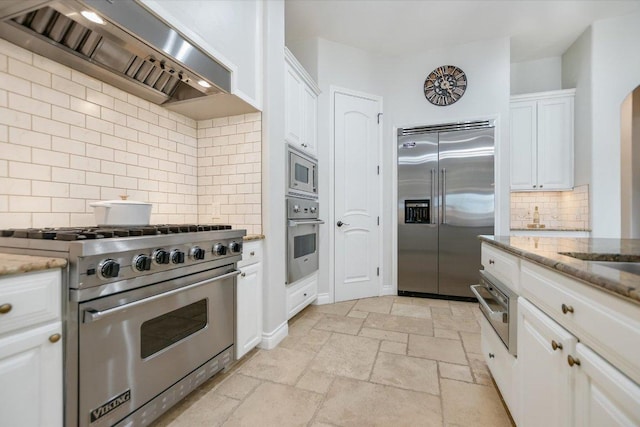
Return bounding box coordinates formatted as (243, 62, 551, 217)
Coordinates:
(89, 200, 152, 226)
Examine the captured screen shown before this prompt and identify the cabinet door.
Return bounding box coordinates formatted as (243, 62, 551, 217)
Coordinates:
(301, 85, 318, 156)
(0, 322, 63, 427)
(285, 63, 303, 146)
(517, 298, 577, 427)
(574, 343, 640, 426)
(537, 96, 573, 190)
(510, 101, 538, 190)
(236, 262, 262, 359)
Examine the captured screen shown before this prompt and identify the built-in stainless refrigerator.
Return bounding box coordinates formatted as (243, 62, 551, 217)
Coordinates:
(397, 120, 494, 299)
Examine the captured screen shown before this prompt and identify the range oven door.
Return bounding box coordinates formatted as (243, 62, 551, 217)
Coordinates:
(287, 219, 323, 283)
(77, 267, 238, 427)
(288, 150, 317, 197)
(470, 271, 516, 355)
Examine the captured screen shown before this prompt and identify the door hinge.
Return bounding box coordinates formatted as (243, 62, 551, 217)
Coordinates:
(377, 216, 380, 225)
(377, 267, 380, 276)
(377, 165, 380, 175)
(377, 113, 383, 124)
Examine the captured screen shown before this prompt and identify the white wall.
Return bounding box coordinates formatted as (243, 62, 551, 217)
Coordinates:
(511, 57, 562, 95)
(590, 12, 640, 237)
(621, 87, 640, 238)
(562, 28, 592, 188)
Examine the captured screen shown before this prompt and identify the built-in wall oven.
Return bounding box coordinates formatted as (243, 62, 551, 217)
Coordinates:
(470, 271, 517, 356)
(286, 198, 323, 284)
(288, 145, 317, 198)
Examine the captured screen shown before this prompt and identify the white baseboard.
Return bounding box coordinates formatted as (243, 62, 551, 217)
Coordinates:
(259, 321, 288, 350)
(315, 292, 333, 305)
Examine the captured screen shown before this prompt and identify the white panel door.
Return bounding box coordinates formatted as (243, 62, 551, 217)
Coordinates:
(537, 96, 573, 190)
(284, 63, 302, 146)
(517, 298, 577, 427)
(574, 343, 640, 426)
(334, 91, 381, 302)
(510, 100, 537, 190)
(236, 262, 262, 359)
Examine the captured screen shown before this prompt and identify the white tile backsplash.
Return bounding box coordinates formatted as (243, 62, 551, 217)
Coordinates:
(0, 39, 261, 233)
(510, 185, 590, 230)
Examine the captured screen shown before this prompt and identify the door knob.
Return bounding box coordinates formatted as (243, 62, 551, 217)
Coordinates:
(337, 221, 349, 227)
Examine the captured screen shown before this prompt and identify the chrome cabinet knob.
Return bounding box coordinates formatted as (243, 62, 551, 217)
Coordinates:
(488, 353, 495, 359)
(240, 272, 246, 277)
(489, 259, 495, 265)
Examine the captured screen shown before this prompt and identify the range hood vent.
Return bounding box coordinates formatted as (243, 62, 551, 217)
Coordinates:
(0, 0, 231, 107)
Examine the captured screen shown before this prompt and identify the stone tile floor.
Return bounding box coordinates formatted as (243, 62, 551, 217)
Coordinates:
(152, 296, 515, 427)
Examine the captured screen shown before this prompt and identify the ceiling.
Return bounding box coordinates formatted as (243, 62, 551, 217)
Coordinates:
(285, 0, 640, 63)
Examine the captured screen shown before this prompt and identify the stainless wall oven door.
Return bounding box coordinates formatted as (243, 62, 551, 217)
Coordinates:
(470, 271, 517, 356)
(77, 266, 237, 427)
(287, 219, 322, 283)
(288, 147, 317, 198)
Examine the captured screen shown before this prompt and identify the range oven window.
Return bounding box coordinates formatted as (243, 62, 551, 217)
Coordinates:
(140, 299, 208, 358)
(294, 233, 316, 258)
(295, 163, 309, 184)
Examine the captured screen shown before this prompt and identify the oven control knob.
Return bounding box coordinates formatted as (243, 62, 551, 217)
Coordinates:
(293, 205, 300, 213)
(310, 206, 317, 213)
(171, 250, 185, 264)
(189, 246, 206, 260)
(133, 255, 152, 272)
(213, 243, 227, 256)
(99, 259, 120, 279)
(153, 249, 170, 265)
(228, 241, 242, 254)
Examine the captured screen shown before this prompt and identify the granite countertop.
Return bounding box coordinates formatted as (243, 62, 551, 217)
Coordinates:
(510, 227, 591, 232)
(243, 234, 265, 241)
(479, 235, 640, 305)
(0, 253, 67, 277)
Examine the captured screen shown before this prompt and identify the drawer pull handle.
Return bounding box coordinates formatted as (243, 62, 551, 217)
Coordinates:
(0, 303, 12, 314)
(567, 355, 581, 367)
(49, 333, 61, 343)
(241, 272, 246, 277)
(489, 259, 495, 265)
(551, 340, 563, 351)
(488, 353, 495, 359)
(250, 251, 255, 256)
(561, 304, 574, 314)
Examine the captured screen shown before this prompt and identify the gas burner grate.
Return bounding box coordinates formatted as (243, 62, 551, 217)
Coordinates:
(0, 224, 233, 240)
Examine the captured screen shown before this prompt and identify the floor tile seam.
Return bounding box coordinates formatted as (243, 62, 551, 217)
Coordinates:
(367, 375, 443, 398)
(365, 338, 383, 383)
(213, 373, 263, 402)
(359, 325, 410, 342)
(305, 374, 338, 427)
(213, 392, 243, 427)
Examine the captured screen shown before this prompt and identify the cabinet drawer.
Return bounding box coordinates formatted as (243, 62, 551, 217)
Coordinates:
(481, 243, 519, 291)
(0, 270, 61, 336)
(480, 316, 517, 420)
(287, 273, 317, 319)
(521, 260, 640, 384)
(239, 240, 263, 267)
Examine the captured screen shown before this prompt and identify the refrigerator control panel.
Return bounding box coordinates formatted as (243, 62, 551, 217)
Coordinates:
(404, 200, 431, 224)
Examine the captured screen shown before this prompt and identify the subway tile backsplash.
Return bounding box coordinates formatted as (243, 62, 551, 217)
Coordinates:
(510, 184, 590, 230)
(0, 39, 262, 234)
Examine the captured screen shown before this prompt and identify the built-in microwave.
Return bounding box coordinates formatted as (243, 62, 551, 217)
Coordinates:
(288, 145, 317, 198)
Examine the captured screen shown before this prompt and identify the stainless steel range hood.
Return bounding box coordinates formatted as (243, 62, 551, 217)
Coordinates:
(0, 0, 254, 119)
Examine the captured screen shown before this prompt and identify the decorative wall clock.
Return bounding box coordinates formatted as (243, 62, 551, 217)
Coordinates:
(423, 65, 467, 106)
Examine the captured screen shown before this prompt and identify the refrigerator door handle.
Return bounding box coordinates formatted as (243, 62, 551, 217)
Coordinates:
(430, 168, 435, 224)
(441, 168, 447, 224)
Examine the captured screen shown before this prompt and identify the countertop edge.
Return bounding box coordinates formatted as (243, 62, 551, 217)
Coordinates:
(510, 228, 592, 232)
(243, 234, 265, 241)
(0, 254, 67, 278)
(478, 236, 640, 306)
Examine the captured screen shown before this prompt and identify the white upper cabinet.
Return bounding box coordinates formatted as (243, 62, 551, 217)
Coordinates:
(139, 0, 263, 109)
(285, 48, 320, 157)
(510, 89, 575, 191)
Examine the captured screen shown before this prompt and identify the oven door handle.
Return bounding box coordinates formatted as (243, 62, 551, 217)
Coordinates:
(470, 284, 508, 323)
(288, 219, 325, 226)
(82, 270, 241, 324)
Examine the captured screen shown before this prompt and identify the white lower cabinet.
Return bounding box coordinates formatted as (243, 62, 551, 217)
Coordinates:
(574, 343, 640, 426)
(286, 271, 318, 320)
(235, 240, 263, 359)
(517, 298, 577, 427)
(0, 269, 63, 427)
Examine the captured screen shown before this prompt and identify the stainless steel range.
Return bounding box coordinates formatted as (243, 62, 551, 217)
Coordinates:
(0, 225, 246, 427)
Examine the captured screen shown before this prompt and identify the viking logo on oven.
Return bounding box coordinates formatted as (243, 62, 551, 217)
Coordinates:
(90, 389, 131, 423)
